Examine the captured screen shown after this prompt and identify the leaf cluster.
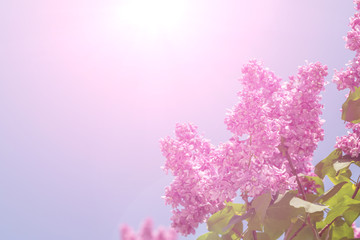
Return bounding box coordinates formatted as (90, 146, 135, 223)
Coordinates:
(197, 148, 360, 240)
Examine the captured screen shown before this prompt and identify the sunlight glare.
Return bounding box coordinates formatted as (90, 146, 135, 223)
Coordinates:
(118, 0, 188, 36)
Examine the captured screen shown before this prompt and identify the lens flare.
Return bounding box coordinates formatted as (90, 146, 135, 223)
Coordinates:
(118, 0, 187, 36)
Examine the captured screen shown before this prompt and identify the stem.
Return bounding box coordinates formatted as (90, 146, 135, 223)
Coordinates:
(248, 135, 252, 168)
(318, 218, 337, 237)
(285, 151, 307, 200)
(307, 215, 321, 240)
(242, 192, 249, 210)
(240, 229, 247, 239)
(352, 181, 360, 199)
(232, 227, 242, 238)
(278, 138, 306, 200)
(281, 143, 319, 239)
(284, 222, 294, 240)
(252, 230, 257, 240)
(350, 177, 357, 184)
(248, 154, 253, 168)
(288, 223, 306, 240)
(324, 226, 331, 240)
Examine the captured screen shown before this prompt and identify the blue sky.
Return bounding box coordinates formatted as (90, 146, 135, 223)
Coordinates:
(0, 1, 357, 239)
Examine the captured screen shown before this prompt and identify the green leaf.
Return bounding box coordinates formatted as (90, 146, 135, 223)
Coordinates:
(207, 206, 235, 235)
(293, 225, 315, 240)
(315, 149, 342, 179)
(247, 215, 262, 232)
(342, 87, 360, 123)
(324, 195, 360, 225)
(264, 191, 301, 239)
(343, 205, 360, 226)
(306, 193, 321, 203)
(232, 222, 243, 237)
(324, 204, 348, 225)
(256, 232, 271, 240)
(220, 203, 246, 234)
(197, 232, 221, 240)
(267, 191, 301, 222)
(223, 209, 254, 233)
(219, 234, 231, 240)
(286, 219, 315, 240)
(226, 202, 245, 215)
(263, 216, 288, 239)
(221, 231, 239, 240)
(343, 194, 360, 206)
(319, 226, 332, 240)
(289, 197, 328, 213)
(332, 217, 354, 239)
(251, 192, 272, 223)
(309, 211, 324, 222)
(273, 190, 297, 204)
(325, 183, 355, 208)
(223, 216, 243, 233)
(328, 168, 352, 184)
(318, 181, 348, 203)
(248, 192, 272, 231)
(333, 161, 352, 173)
(243, 231, 269, 240)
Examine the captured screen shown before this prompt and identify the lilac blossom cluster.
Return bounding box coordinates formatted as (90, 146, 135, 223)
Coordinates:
(334, 1, 360, 157)
(160, 123, 233, 235)
(333, 0, 360, 91)
(120, 218, 177, 240)
(160, 60, 328, 235)
(335, 122, 360, 157)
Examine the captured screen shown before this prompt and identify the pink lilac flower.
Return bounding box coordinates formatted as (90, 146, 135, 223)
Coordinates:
(352, 223, 360, 238)
(161, 123, 231, 235)
(139, 218, 153, 240)
(298, 174, 321, 195)
(282, 62, 327, 174)
(333, 1, 360, 170)
(221, 61, 327, 195)
(120, 224, 137, 240)
(333, 55, 360, 91)
(356, 0, 360, 11)
(346, 12, 360, 52)
(161, 60, 328, 236)
(333, 0, 360, 91)
(335, 123, 360, 157)
(120, 218, 177, 240)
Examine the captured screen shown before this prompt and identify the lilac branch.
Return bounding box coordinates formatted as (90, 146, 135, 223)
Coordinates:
(318, 218, 337, 237)
(252, 230, 257, 240)
(279, 140, 320, 239)
(278, 138, 306, 200)
(285, 151, 307, 200)
(288, 223, 306, 240)
(284, 222, 294, 240)
(352, 181, 360, 199)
